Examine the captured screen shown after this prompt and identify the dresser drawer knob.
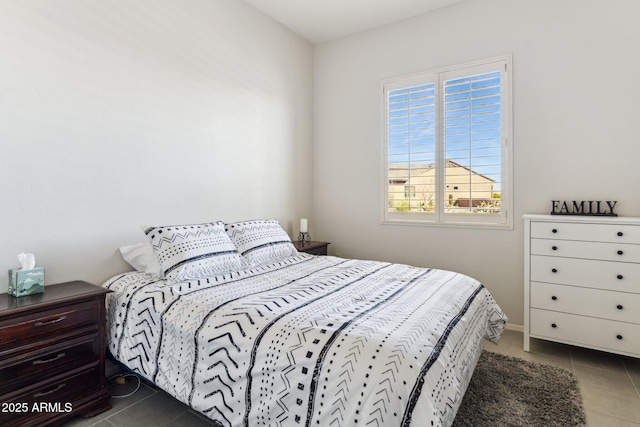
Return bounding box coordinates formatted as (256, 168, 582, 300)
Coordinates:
(617, 334, 623, 340)
(33, 382, 66, 398)
(552, 246, 558, 251)
(552, 268, 558, 273)
(617, 275, 624, 280)
(551, 323, 557, 328)
(617, 304, 623, 310)
(617, 232, 624, 237)
(34, 315, 67, 327)
(551, 296, 557, 301)
(552, 229, 558, 233)
(617, 250, 624, 255)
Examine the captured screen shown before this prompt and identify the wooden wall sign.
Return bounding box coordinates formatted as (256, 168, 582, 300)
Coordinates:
(551, 200, 617, 216)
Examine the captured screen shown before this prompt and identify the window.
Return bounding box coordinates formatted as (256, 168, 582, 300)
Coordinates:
(381, 55, 512, 228)
(404, 185, 416, 198)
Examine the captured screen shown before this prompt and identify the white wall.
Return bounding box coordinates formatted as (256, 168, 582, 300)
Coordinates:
(0, 0, 313, 292)
(313, 0, 640, 326)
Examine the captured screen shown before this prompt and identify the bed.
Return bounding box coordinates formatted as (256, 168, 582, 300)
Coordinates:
(103, 220, 507, 427)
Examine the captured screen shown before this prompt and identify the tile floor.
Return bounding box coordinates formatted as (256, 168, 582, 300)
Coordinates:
(489, 329, 640, 427)
(62, 329, 640, 427)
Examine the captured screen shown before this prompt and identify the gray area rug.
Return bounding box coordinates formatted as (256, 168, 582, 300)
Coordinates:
(452, 351, 587, 427)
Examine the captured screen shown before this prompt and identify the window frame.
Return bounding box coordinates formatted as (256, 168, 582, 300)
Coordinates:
(380, 55, 513, 229)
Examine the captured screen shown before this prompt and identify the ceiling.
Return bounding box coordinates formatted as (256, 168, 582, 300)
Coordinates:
(243, 0, 465, 44)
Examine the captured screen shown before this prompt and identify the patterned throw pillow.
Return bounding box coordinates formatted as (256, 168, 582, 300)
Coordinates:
(225, 220, 298, 267)
(144, 221, 246, 282)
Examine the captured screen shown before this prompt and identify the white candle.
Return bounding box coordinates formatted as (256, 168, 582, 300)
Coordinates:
(300, 218, 308, 233)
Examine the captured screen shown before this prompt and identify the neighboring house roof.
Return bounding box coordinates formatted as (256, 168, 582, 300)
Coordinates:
(388, 160, 496, 183)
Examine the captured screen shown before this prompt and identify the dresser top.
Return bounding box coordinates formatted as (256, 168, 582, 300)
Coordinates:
(0, 280, 109, 314)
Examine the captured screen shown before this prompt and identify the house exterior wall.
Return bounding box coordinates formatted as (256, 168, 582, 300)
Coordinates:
(388, 163, 496, 211)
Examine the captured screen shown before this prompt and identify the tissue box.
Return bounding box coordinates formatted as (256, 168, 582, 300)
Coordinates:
(8, 268, 45, 297)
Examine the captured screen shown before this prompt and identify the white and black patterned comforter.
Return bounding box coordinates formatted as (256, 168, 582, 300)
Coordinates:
(103, 254, 507, 427)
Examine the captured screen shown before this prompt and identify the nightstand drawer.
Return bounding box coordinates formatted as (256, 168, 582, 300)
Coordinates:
(0, 334, 99, 395)
(293, 241, 330, 255)
(0, 301, 99, 353)
(1, 366, 100, 426)
(304, 246, 328, 256)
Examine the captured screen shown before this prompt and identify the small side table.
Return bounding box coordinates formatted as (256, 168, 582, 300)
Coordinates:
(293, 241, 330, 256)
(0, 281, 112, 426)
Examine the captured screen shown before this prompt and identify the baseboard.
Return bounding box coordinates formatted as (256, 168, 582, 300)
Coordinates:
(505, 323, 524, 332)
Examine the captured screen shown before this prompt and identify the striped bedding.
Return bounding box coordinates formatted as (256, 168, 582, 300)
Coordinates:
(103, 253, 507, 427)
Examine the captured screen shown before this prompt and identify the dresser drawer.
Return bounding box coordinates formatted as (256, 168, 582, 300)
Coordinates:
(530, 282, 640, 324)
(531, 221, 640, 243)
(530, 308, 640, 356)
(0, 301, 99, 353)
(531, 239, 640, 262)
(530, 255, 640, 293)
(1, 366, 100, 426)
(0, 334, 99, 395)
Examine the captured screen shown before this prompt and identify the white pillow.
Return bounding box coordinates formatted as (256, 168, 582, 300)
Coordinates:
(144, 221, 246, 282)
(225, 219, 297, 266)
(119, 242, 163, 277)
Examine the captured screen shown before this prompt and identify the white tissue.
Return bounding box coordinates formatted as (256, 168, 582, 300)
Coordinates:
(18, 252, 36, 270)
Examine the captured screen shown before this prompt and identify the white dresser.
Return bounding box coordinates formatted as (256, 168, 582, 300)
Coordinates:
(524, 214, 640, 357)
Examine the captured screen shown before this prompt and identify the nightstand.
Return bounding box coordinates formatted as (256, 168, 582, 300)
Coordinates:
(293, 241, 330, 256)
(0, 281, 112, 426)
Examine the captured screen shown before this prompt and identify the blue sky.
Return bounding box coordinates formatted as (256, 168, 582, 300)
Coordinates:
(387, 70, 502, 190)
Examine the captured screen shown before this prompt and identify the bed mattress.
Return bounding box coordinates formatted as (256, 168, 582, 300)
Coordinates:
(103, 254, 506, 427)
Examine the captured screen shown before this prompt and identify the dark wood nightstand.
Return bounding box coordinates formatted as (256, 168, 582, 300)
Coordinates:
(293, 241, 330, 256)
(0, 281, 112, 426)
